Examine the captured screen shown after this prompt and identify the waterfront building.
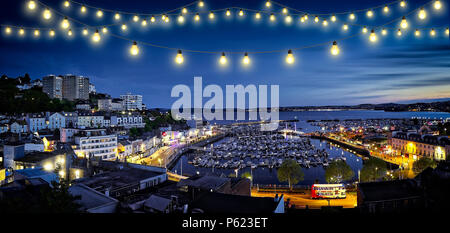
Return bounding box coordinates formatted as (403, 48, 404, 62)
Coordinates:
(390, 131, 450, 161)
(42, 75, 63, 100)
(118, 140, 133, 157)
(120, 93, 143, 111)
(73, 129, 117, 160)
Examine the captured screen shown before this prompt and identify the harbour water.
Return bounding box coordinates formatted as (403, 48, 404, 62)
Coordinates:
(171, 111, 450, 186)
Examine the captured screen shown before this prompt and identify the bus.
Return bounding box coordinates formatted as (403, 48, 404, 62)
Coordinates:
(311, 184, 346, 199)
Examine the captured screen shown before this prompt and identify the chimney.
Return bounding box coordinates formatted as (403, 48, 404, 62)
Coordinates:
(274, 193, 279, 202)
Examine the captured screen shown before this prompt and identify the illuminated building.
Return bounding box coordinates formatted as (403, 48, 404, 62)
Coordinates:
(390, 132, 449, 161)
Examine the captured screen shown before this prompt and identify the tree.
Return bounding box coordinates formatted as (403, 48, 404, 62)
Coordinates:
(325, 160, 355, 184)
(360, 157, 388, 182)
(413, 157, 437, 173)
(277, 159, 304, 190)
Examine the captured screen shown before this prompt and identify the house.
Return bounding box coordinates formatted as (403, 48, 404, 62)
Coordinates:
(143, 195, 173, 213)
(10, 120, 28, 134)
(62, 112, 78, 128)
(118, 140, 133, 157)
(110, 112, 145, 129)
(48, 112, 66, 130)
(0, 124, 8, 134)
(69, 184, 119, 213)
(26, 114, 47, 132)
(77, 112, 105, 129)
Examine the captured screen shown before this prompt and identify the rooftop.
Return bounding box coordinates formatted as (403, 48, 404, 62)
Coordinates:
(358, 179, 422, 202)
(14, 151, 63, 163)
(177, 175, 229, 191)
(69, 184, 118, 211)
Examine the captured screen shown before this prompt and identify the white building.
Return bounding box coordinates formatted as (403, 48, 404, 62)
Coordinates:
(110, 113, 145, 129)
(60, 128, 79, 143)
(74, 129, 118, 161)
(120, 93, 143, 111)
(10, 121, 28, 134)
(48, 112, 66, 130)
(98, 99, 112, 111)
(77, 114, 105, 129)
(62, 112, 78, 128)
(26, 114, 47, 132)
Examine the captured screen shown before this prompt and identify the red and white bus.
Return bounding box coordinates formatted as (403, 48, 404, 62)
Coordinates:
(311, 184, 346, 199)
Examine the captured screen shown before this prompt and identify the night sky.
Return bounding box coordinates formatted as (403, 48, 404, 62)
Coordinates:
(0, 0, 449, 108)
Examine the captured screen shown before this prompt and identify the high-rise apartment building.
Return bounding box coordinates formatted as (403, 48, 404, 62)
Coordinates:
(42, 75, 63, 100)
(62, 75, 90, 101)
(120, 93, 143, 111)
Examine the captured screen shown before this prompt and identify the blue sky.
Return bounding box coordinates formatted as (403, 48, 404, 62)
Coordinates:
(0, 0, 449, 108)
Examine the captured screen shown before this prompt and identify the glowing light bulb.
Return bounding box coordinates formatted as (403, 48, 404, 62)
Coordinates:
(43, 8, 52, 20)
(209, 11, 215, 19)
(242, 53, 250, 65)
(133, 15, 139, 22)
(175, 50, 184, 64)
(330, 41, 339, 56)
(430, 29, 436, 37)
(342, 24, 348, 31)
(121, 24, 127, 31)
(286, 50, 295, 64)
(434, 0, 442, 10)
(5, 27, 12, 34)
(102, 27, 108, 33)
(382, 28, 387, 35)
(182, 8, 188, 14)
(349, 13, 355, 20)
(19, 28, 25, 36)
(49, 29, 55, 37)
(270, 13, 276, 21)
(331, 15, 336, 22)
(255, 12, 261, 19)
(92, 29, 101, 42)
(130, 41, 139, 56)
(304, 14, 308, 20)
(115, 13, 121, 20)
(266, 1, 271, 8)
(322, 19, 328, 26)
(285, 15, 292, 23)
(397, 29, 402, 36)
(369, 30, 377, 42)
(239, 9, 244, 17)
(162, 15, 166, 20)
(64, 1, 70, 8)
(151, 16, 155, 22)
(199, 0, 204, 7)
(178, 15, 185, 23)
(82, 28, 88, 36)
(300, 16, 305, 23)
(362, 26, 368, 33)
(81, 5, 86, 13)
(384, 5, 389, 13)
(415, 29, 420, 37)
(314, 16, 319, 23)
(219, 52, 227, 66)
(400, 16, 408, 29)
(418, 8, 427, 20)
(226, 9, 231, 16)
(67, 29, 73, 36)
(34, 29, 40, 37)
(446, 28, 449, 36)
(165, 16, 170, 23)
(97, 10, 103, 18)
(141, 19, 147, 26)
(367, 10, 373, 18)
(61, 17, 70, 29)
(194, 13, 200, 21)
(400, 1, 406, 8)
(28, 0, 36, 10)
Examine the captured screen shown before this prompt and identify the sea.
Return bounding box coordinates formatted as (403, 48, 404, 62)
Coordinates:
(170, 110, 450, 186)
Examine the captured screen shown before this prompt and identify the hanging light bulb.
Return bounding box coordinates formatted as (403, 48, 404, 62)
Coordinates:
(226, 9, 231, 17)
(19, 28, 25, 36)
(384, 5, 389, 13)
(141, 19, 147, 26)
(175, 50, 184, 64)
(121, 24, 127, 31)
(242, 52, 250, 65)
(34, 29, 40, 37)
(43, 8, 52, 20)
(349, 13, 355, 20)
(81, 5, 86, 13)
(418, 8, 427, 20)
(430, 28, 436, 37)
(61, 17, 70, 29)
(300, 16, 305, 23)
(97, 10, 103, 18)
(446, 27, 449, 36)
(102, 27, 108, 33)
(182, 8, 188, 14)
(397, 29, 402, 36)
(209, 11, 215, 19)
(219, 52, 227, 66)
(330, 41, 339, 56)
(400, 1, 406, 8)
(64, 1, 70, 8)
(415, 29, 420, 37)
(194, 13, 200, 21)
(331, 15, 336, 22)
(342, 24, 348, 31)
(314, 16, 319, 23)
(92, 29, 101, 42)
(28, 0, 36, 10)
(67, 29, 73, 36)
(239, 9, 244, 17)
(115, 13, 121, 20)
(270, 13, 276, 21)
(434, 0, 442, 10)
(151, 16, 155, 22)
(82, 28, 88, 36)
(286, 50, 295, 64)
(400, 16, 408, 29)
(266, 0, 271, 8)
(49, 29, 55, 37)
(5, 27, 12, 35)
(162, 14, 166, 21)
(178, 15, 185, 23)
(382, 28, 387, 35)
(362, 26, 368, 33)
(165, 16, 170, 23)
(199, 0, 204, 7)
(322, 19, 328, 26)
(304, 14, 308, 21)
(130, 41, 139, 56)
(285, 15, 292, 23)
(255, 12, 261, 19)
(367, 10, 374, 18)
(133, 15, 139, 22)
(369, 29, 377, 42)
(282, 8, 288, 14)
